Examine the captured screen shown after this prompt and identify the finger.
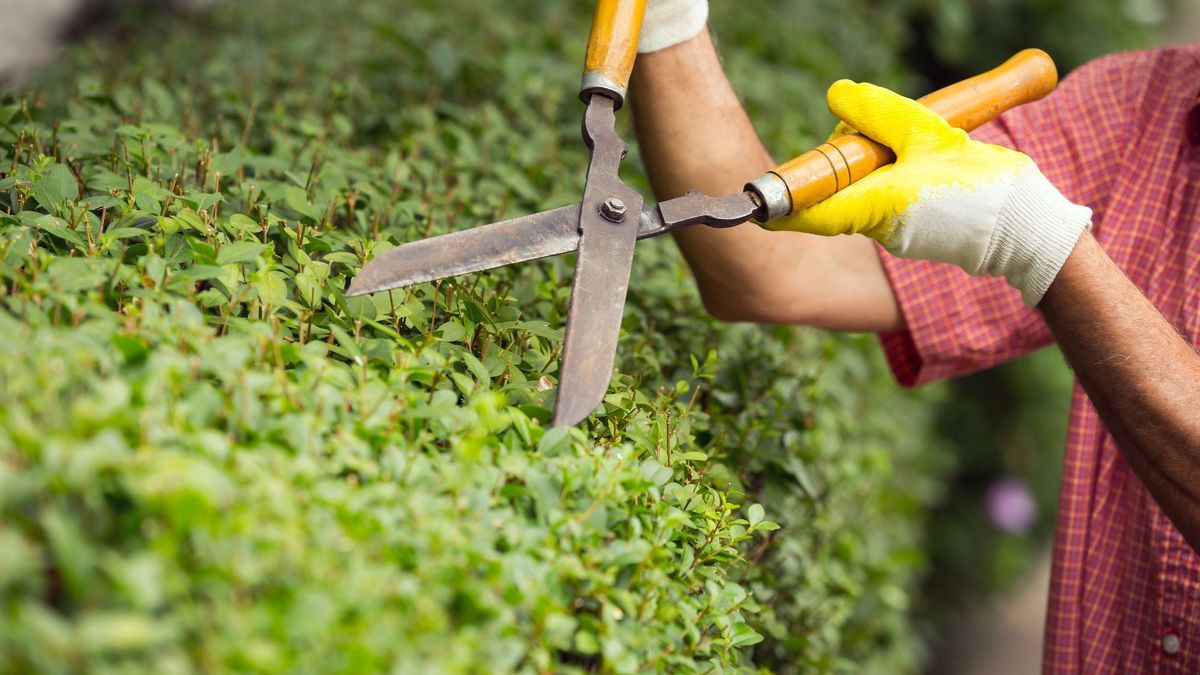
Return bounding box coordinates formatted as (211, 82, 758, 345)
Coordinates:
(826, 120, 857, 142)
(825, 80, 962, 157)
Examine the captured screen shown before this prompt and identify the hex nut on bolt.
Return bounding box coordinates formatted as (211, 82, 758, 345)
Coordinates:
(599, 197, 627, 222)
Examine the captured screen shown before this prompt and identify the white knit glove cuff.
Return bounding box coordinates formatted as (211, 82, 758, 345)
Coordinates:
(984, 164, 1092, 306)
(638, 0, 708, 53)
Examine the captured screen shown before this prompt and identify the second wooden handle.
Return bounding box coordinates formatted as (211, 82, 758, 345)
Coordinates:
(580, 0, 646, 107)
(752, 49, 1058, 221)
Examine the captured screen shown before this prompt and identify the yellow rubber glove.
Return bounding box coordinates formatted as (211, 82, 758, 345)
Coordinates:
(767, 80, 1092, 306)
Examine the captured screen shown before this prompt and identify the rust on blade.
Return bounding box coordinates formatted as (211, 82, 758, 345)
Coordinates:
(655, 190, 761, 231)
(552, 95, 644, 427)
(346, 204, 581, 296)
(635, 190, 762, 240)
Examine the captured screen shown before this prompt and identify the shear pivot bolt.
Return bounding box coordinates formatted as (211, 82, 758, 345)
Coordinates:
(599, 197, 627, 222)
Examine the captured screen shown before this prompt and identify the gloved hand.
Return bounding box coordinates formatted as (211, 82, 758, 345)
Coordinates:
(768, 80, 1092, 306)
(638, 0, 708, 53)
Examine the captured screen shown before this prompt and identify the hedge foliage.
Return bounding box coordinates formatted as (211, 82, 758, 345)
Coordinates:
(0, 0, 1157, 672)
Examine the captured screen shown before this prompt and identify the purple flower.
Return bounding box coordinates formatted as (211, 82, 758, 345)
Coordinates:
(986, 476, 1037, 534)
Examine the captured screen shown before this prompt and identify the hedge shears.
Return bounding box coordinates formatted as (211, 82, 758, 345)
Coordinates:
(347, 0, 1058, 427)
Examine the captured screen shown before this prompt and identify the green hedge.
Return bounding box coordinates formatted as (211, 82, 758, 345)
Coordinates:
(0, 0, 1157, 672)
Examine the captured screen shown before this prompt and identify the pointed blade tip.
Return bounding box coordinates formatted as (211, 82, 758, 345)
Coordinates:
(344, 280, 371, 297)
(341, 204, 583, 303)
(550, 409, 586, 429)
(551, 390, 605, 428)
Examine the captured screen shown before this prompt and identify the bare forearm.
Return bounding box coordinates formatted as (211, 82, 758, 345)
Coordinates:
(628, 29, 785, 320)
(628, 30, 900, 330)
(1041, 232, 1200, 549)
(630, 30, 772, 197)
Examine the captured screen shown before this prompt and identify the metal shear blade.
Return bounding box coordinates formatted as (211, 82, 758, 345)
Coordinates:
(345, 204, 581, 296)
(346, 91, 760, 427)
(343, 189, 759, 300)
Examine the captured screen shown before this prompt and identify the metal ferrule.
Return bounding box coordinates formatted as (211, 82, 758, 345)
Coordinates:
(579, 72, 626, 109)
(745, 172, 792, 223)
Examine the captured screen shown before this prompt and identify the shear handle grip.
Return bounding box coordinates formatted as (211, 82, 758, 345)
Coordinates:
(750, 49, 1059, 220)
(580, 0, 646, 108)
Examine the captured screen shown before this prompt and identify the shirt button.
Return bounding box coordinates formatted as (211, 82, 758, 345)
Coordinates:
(1163, 633, 1182, 655)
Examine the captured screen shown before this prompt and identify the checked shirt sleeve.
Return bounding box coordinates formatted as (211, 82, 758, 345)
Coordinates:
(877, 54, 1136, 386)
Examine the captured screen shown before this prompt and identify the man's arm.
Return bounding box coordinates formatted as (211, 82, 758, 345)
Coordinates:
(631, 11, 1200, 550)
(628, 30, 903, 332)
(1041, 233, 1200, 550)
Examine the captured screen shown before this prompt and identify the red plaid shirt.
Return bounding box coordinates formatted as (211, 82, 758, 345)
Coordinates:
(877, 46, 1200, 673)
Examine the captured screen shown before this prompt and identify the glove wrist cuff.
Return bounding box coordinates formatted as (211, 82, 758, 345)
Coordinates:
(987, 164, 1092, 306)
(638, 0, 708, 53)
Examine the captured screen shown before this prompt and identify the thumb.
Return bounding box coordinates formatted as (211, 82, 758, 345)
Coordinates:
(825, 80, 963, 157)
(826, 120, 857, 142)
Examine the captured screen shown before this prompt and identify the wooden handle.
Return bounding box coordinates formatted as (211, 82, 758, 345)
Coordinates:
(753, 49, 1058, 220)
(580, 0, 646, 108)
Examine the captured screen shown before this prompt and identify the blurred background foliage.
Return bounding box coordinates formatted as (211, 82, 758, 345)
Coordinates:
(0, 0, 1174, 672)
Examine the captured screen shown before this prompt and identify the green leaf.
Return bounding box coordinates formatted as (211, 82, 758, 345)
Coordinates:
(537, 426, 570, 454)
(295, 269, 322, 307)
(323, 251, 359, 266)
(217, 240, 268, 265)
(0, 103, 19, 126)
(254, 271, 289, 306)
(31, 163, 78, 212)
(747, 504, 765, 526)
(32, 214, 85, 246)
(182, 191, 224, 212)
(284, 186, 322, 221)
(342, 295, 377, 321)
(457, 349, 491, 388)
(228, 213, 260, 232)
(45, 257, 108, 292)
(574, 631, 600, 655)
(102, 227, 153, 244)
(436, 320, 466, 342)
(729, 624, 764, 647)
